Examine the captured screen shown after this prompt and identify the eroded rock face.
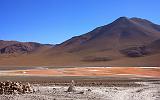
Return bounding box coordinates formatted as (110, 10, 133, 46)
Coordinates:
(0, 81, 33, 95)
(0, 40, 54, 55)
(120, 46, 150, 57)
(0, 44, 32, 54)
(0, 43, 42, 54)
(126, 50, 143, 57)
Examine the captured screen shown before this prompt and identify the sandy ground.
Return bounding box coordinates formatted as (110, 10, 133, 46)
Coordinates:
(0, 67, 160, 78)
(0, 67, 159, 100)
(0, 81, 159, 100)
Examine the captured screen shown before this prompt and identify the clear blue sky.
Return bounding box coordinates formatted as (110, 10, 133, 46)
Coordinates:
(0, 0, 160, 44)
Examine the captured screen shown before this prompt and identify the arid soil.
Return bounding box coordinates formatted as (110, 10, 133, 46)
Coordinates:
(0, 67, 160, 78)
(0, 81, 159, 100)
(0, 67, 159, 100)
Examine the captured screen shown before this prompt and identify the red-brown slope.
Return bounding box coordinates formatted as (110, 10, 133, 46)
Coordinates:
(1, 17, 160, 67)
(56, 17, 160, 52)
(44, 17, 160, 66)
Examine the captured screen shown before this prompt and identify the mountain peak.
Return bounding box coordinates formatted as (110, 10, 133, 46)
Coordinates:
(58, 17, 160, 51)
(115, 17, 129, 22)
(111, 17, 132, 25)
(117, 16, 129, 20)
(114, 17, 151, 23)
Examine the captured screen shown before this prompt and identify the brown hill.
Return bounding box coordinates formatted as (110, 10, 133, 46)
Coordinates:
(0, 40, 53, 54)
(0, 17, 160, 67)
(57, 17, 160, 52)
(46, 17, 160, 66)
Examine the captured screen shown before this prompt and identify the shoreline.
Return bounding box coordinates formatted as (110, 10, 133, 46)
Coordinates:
(0, 76, 159, 85)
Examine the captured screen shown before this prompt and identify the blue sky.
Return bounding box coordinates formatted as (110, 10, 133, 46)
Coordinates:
(0, 0, 160, 44)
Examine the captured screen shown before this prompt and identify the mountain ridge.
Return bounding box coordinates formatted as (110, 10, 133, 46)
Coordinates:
(0, 17, 160, 66)
(56, 17, 160, 53)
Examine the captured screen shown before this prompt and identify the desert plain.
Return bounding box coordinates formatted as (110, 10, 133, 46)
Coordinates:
(0, 66, 159, 100)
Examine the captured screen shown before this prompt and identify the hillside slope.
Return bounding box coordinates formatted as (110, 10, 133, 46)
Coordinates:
(0, 17, 160, 67)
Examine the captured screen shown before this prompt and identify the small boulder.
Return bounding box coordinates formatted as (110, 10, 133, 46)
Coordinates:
(67, 80, 76, 92)
(67, 85, 76, 92)
(78, 91, 84, 94)
(87, 89, 92, 92)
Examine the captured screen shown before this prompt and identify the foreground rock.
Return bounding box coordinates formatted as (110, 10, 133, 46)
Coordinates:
(0, 81, 159, 100)
(67, 80, 76, 92)
(0, 81, 33, 95)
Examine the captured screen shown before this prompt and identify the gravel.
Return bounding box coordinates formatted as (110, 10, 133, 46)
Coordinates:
(0, 81, 159, 100)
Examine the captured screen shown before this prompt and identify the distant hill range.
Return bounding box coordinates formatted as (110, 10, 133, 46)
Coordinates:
(0, 40, 53, 54)
(1, 17, 160, 67)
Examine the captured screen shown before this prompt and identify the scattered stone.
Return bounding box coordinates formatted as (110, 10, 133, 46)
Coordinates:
(53, 88, 56, 90)
(67, 80, 76, 92)
(78, 91, 84, 94)
(105, 90, 108, 92)
(114, 88, 118, 90)
(136, 89, 143, 93)
(87, 89, 92, 92)
(0, 81, 33, 95)
(67, 85, 76, 92)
